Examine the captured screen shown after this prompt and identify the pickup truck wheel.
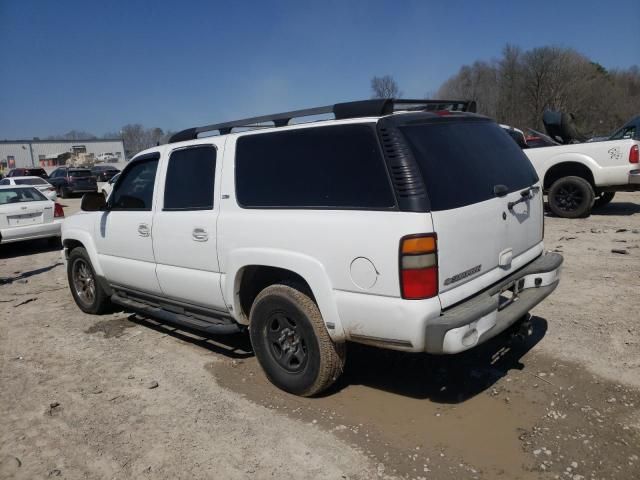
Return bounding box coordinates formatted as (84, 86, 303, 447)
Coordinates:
(593, 192, 615, 209)
(61, 186, 70, 199)
(67, 247, 109, 314)
(548, 176, 595, 218)
(249, 283, 345, 397)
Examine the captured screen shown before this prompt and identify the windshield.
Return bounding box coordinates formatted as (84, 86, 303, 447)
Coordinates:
(401, 120, 539, 211)
(69, 170, 92, 177)
(0, 187, 47, 205)
(15, 178, 47, 185)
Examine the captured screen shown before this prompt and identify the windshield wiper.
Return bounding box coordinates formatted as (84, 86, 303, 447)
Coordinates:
(508, 186, 540, 210)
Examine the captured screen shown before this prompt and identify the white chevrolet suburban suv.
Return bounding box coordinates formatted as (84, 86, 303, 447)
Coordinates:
(62, 99, 563, 396)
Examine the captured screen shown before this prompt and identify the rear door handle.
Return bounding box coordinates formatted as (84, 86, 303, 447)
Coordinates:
(137, 223, 150, 237)
(192, 228, 208, 242)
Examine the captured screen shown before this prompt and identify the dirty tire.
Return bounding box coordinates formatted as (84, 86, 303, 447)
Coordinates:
(548, 176, 595, 218)
(249, 283, 345, 397)
(593, 192, 615, 210)
(67, 246, 110, 314)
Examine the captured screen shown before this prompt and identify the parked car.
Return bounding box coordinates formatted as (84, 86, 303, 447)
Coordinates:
(47, 167, 98, 198)
(0, 176, 58, 201)
(100, 173, 120, 199)
(62, 99, 563, 396)
(6, 167, 49, 179)
(608, 115, 639, 141)
(0, 185, 64, 244)
(500, 124, 528, 148)
(524, 130, 559, 148)
(91, 164, 120, 182)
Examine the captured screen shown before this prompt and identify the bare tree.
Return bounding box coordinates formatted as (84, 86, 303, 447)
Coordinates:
(46, 130, 97, 141)
(371, 75, 402, 98)
(437, 44, 640, 136)
(120, 124, 147, 157)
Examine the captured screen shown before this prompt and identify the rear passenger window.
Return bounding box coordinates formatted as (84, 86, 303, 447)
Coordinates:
(235, 125, 395, 209)
(110, 156, 158, 211)
(164, 146, 216, 210)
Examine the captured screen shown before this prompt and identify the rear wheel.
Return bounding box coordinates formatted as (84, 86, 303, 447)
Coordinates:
(67, 247, 110, 314)
(593, 192, 615, 210)
(548, 176, 595, 218)
(249, 283, 345, 396)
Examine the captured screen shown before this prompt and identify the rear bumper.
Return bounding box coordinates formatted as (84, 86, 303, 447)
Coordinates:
(425, 252, 563, 354)
(629, 170, 640, 185)
(0, 219, 62, 244)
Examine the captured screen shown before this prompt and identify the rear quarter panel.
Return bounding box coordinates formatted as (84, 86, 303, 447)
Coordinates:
(218, 133, 433, 339)
(525, 139, 639, 186)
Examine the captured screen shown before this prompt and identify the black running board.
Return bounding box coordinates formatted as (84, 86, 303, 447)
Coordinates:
(111, 293, 243, 335)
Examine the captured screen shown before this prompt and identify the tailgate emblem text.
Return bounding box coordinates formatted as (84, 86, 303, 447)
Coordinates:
(444, 265, 482, 286)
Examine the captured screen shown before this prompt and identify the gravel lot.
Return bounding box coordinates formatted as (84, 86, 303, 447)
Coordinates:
(1, 193, 639, 479)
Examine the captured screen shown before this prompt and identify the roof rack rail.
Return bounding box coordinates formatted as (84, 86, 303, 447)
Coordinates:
(169, 98, 476, 143)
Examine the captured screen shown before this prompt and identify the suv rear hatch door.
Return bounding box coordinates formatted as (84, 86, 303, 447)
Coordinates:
(400, 118, 543, 308)
(69, 169, 96, 187)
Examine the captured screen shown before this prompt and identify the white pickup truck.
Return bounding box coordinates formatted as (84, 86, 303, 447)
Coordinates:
(522, 138, 640, 218)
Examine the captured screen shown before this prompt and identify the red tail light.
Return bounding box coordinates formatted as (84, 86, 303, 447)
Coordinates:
(630, 145, 639, 164)
(399, 234, 438, 299)
(54, 203, 64, 218)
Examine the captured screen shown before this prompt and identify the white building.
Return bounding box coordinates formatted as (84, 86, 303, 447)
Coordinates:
(0, 138, 125, 171)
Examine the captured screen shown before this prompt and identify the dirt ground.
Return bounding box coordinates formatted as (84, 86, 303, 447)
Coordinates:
(1, 193, 639, 480)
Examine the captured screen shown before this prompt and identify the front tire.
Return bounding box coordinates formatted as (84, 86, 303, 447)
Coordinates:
(61, 186, 70, 199)
(67, 247, 110, 314)
(548, 176, 595, 218)
(249, 283, 345, 397)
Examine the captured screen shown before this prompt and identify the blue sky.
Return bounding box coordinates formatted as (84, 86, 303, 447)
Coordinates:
(1, 0, 638, 139)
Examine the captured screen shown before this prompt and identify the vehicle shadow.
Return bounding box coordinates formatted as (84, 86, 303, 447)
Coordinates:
(0, 262, 63, 285)
(590, 202, 640, 216)
(0, 238, 62, 260)
(126, 306, 547, 403)
(126, 313, 253, 360)
(325, 315, 548, 403)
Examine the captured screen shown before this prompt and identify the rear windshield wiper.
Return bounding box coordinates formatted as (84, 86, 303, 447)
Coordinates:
(508, 186, 540, 210)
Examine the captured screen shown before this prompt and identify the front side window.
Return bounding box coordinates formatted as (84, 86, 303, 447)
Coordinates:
(164, 146, 216, 211)
(109, 156, 159, 211)
(235, 124, 395, 209)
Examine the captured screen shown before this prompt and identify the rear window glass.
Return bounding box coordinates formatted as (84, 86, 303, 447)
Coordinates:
(69, 170, 91, 177)
(235, 124, 395, 209)
(26, 169, 47, 176)
(0, 187, 47, 204)
(15, 178, 46, 185)
(164, 146, 216, 210)
(401, 121, 539, 211)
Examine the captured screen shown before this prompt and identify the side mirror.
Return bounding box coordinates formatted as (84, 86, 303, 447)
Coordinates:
(81, 191, 107, 211)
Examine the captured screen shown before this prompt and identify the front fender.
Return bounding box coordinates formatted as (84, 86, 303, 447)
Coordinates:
(61, 222, 103, 276)
(223, 248, 346, 342)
